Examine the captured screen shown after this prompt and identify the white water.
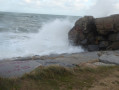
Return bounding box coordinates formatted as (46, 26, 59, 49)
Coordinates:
(0, 18, 84, 59)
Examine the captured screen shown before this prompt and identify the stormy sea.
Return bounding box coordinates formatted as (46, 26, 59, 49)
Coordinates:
(0, 12, 83, 60)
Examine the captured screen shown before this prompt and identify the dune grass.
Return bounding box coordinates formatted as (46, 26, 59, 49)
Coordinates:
(0, 65, 119, 90)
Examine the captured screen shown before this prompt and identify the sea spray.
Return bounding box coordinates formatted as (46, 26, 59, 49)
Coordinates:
(0, 12, 83, 59)
(23, 19, 84, 56)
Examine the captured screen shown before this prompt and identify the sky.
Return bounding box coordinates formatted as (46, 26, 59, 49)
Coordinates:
(0, 0, 119, 17)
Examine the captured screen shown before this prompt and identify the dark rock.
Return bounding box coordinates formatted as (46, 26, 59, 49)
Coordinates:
(68, 14, 119, 51)
(68, 16, 97, 47)
(68, 27, 79, 45)
(111, 14, 119, 31)
(95, 17, 114, 35)
(96, 36, 106, 41)
(88, 45, 99, 51)
(108, 33, 119, 41)
(107, 42, 119, 50)
(99, 41, 109, 48)
(80, 39, 87, 45)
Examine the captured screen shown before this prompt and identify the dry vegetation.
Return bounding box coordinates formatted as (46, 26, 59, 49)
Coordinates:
(0, 65, 119, 90)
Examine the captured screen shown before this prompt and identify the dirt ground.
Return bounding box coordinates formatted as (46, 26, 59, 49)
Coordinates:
(89, 71, 119, 90)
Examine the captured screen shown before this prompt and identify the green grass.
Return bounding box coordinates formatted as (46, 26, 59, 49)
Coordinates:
(0, 65, 119, 90)
(0, 78, 20, 90)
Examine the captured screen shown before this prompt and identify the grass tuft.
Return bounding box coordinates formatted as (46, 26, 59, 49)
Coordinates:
(0, 65, 119, 90)
(24, 66, 73, 80)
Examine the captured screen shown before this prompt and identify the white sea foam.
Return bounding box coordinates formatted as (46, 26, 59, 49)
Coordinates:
(0, 18, 84, 59)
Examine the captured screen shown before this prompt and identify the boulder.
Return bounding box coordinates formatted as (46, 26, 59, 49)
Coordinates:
(68, 27, 79, 45)
(111, 14, 119, 31)
(68, 14, 119, 51)
(88, 45, 99, 51)
(99, 54, 119, 65)
(107, 42, 119, 50)
(68, 16, 97, 47)
(95, 17, 114, 35)
(108, 33, 119, 41)
(99, 41, 109, 49)
(95, 15, 119, 35)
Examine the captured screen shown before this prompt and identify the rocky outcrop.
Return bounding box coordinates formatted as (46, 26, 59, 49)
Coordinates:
(68, 14, 119, 51)
(99, 50, 119, 65)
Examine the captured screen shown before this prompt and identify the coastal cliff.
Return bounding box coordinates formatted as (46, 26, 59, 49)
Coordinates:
(68, 14, 119, 51)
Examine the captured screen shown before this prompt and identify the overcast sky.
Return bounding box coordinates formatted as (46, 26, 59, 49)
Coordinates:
(0, 0, 119, 17)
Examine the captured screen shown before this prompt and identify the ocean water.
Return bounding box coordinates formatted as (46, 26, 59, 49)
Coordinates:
(0, 12, 83, 59)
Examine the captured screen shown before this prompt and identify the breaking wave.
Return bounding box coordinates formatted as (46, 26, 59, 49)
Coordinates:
(0, 18, 84, 59)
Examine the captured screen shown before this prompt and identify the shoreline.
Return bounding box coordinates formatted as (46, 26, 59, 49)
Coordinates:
(0, 50, 118, 78)
(1, 50, 119, 64)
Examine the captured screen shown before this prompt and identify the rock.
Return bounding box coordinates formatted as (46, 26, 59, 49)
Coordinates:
(80, 39, 87, 45)
(88, 45, 99, 51)
(53, 52, 99, 64)
(99, 41, 109, 49)
(107, 42, 119, 50)
(68, 27, 79, 45)
(68, 14, 119, 51)
(111, 14, 119, 31)
(95, 17, 114, 35)
(0, 60, 41, 78)
(36, 60, 74, 67)
(96, 36, 106, 41)
(1, 50, 119, 78)
(99, 54, 119, 65)
(68, 16, 97, 47)
(98, 50, 119, 65)
(93, 62, 115, 66)
(108, 33, 119, 41)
